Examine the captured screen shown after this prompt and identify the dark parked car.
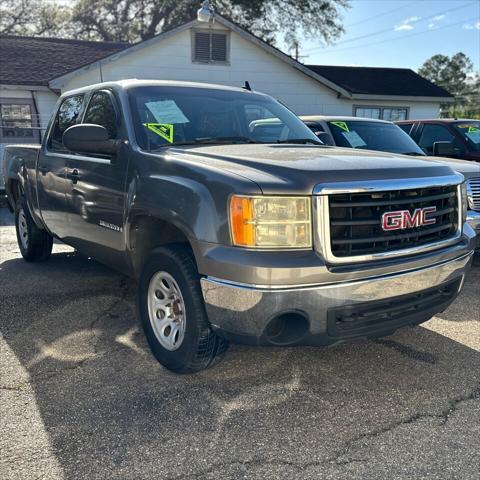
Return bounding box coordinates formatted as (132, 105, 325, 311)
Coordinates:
(396, 119, 480, 162)
(3, 81, 476, 373)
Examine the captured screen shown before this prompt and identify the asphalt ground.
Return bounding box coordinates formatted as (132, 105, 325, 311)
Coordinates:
(1, 204, 479, 480)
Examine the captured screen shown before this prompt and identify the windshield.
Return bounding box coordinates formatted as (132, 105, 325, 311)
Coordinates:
(128, 86, 320, 150)
(327, 120, 425, 155)
(453, 121, 480, 151)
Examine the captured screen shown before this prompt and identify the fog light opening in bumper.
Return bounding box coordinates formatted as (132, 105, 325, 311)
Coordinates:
(263, 312, 309, 346)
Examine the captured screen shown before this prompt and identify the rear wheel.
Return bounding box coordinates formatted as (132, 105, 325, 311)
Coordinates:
(138, 245, 229, 373)
(15, 198, 53, 262)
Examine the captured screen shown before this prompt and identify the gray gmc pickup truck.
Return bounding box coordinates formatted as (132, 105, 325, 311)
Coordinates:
(3, 80, 476, 373)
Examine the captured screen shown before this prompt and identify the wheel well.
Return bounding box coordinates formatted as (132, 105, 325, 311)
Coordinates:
(7, 179, 22, 210)
(130, 216, 194, 277)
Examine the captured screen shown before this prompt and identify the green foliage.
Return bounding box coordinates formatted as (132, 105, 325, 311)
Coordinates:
(0, 0, 70, 36)
(418, 53, 480, 119)
(418, 53, 472, 97)
(0, 0, 349, 50)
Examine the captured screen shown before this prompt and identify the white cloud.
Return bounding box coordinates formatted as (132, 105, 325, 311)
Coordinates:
(432, 14, 446, 21)
(394, 15, 421, 32)
(395, 24, 414, 31)
(428, 23, 436, 30)
(463, 21, 480, 30)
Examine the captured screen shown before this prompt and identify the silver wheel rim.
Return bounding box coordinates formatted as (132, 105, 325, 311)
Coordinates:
(147, 271, 186, 351)
(18, 208, 29, 250)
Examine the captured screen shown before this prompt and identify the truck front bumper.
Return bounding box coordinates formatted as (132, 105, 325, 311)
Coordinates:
(467, 210, 480, 249)
(201, 251, 473, 347)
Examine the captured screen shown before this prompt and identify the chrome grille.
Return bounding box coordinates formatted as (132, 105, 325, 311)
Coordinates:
(467, 177, 480, 211)
(314, 176, 463, 264)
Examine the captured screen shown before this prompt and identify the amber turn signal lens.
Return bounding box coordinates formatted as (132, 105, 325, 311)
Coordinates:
(230, 196, 255, 246)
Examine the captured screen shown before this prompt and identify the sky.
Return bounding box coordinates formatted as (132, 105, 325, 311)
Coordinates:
(291, 0, 480, 72)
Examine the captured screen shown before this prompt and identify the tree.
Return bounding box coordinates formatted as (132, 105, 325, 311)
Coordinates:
(418, 53, 479, 118)
(0, 0, 349, 50)
(418, 53, 473, 97)
(0, 0, 70, 37)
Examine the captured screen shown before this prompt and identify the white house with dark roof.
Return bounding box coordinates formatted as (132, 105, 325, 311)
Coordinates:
(0, 12, 453, 150)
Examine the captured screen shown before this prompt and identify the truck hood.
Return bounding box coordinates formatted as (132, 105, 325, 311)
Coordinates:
(168, 144, 456, 194)
(420, 155, 480, 179)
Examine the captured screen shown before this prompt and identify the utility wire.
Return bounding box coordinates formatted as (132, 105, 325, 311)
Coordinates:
(305, 1, 476, 52)
(344, 1, 418, 28)
(309, 17, 477, 55)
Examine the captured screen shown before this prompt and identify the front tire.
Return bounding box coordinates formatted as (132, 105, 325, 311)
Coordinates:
(138, 246, 229, 373)
(15, 198, 53, 262)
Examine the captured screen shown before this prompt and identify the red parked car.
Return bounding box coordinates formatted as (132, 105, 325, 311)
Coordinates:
(396, 119, 480, 162)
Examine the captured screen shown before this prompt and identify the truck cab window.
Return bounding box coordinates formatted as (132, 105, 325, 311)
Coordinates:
(418, 124, 455, 154)
(49, 95, 84, 151)
(84, 91, 118, 139)
(397, 123, 413, 135)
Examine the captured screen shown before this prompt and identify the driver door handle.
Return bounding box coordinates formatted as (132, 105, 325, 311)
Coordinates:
(69, 168, 80, 184)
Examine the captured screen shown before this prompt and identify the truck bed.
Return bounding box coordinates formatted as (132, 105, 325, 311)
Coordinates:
(2, 144, 41, 211)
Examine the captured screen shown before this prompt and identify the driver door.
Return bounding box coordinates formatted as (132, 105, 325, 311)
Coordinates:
(64, 89, 129, 269)
(38, 94, 84, 239)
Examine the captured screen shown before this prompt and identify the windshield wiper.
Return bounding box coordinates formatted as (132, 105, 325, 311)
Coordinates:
(149, 136, 258, 150)
(276, 138, 323, 145)
(190, 136, 258, 145)
(402, 152, 426, 156)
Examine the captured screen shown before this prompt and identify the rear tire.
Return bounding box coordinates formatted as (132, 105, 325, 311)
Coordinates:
(137, 245, 229, 374)
(15, 198, 53, 262)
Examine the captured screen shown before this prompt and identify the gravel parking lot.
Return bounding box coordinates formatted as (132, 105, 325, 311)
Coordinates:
(1, 205, 479, 480)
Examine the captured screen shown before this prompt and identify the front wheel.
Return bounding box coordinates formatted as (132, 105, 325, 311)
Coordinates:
(15, 198, 53, 262)
(137, 246, 229, 373)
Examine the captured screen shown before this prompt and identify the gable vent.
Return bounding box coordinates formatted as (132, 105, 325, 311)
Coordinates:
(193, 31, 228, 63)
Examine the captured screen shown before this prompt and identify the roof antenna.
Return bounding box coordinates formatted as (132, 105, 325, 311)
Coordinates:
(242, 81, 252, 91)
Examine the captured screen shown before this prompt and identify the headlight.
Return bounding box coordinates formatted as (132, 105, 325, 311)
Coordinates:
(461, 182, 468, 225)
(229, 195, 312, 248)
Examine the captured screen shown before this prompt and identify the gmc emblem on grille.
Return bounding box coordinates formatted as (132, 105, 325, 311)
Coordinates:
(381, 206, 437, 231)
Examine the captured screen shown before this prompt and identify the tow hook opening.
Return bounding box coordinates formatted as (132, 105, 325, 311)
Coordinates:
(264, 312, 309, 346)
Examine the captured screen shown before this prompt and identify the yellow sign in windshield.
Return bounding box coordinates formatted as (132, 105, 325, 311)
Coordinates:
(330, 121, 350, 132)
(143, 123, 174, 143)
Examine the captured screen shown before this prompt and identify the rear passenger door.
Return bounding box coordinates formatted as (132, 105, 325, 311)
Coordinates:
(64, 89, 129, 269)
(38, 94, 84, 238)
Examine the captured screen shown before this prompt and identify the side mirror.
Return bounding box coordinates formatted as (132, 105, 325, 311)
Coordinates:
(432, 141, 454, 157)
(63, 124, 118, 156)
(315, 131, 335, 146)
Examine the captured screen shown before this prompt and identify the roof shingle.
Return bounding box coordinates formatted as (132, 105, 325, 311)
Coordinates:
(306, 65, 453, 98)
(0, 35, 129, 87)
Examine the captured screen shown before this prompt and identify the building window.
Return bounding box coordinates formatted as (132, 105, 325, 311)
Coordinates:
(192, 30, 229, 63)
(354, 107, 381, 119)
(0, 103, 34, 138)
(354, 106, 408, 121)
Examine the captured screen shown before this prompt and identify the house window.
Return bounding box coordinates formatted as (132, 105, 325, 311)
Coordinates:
(354, 106, 408, 121)
(354, 107, 381, 119)
(192, 30, 229, 63)
(0, 103, 34, 138)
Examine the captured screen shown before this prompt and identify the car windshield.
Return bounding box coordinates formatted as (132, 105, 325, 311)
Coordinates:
(453, 121, 480, 151)
(327, 120, 425, 155)
(128, 86, 320, 150)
